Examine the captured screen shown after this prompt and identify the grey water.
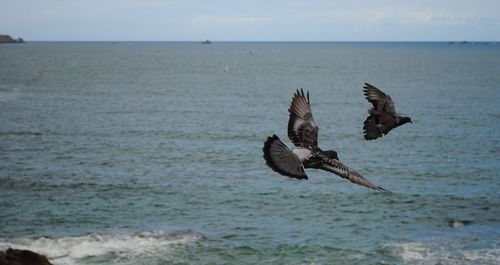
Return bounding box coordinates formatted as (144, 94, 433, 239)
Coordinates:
(0, 41, 499, 264)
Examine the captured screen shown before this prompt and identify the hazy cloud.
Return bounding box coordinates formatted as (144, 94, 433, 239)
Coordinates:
(1, 0, 499, 41)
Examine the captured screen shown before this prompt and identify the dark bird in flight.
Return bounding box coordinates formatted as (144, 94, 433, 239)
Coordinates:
(363, 83, 412, 140)
(263, 89, 387, 191)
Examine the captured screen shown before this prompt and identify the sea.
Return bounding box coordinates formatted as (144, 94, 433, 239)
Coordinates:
(0, 41, 499, 265)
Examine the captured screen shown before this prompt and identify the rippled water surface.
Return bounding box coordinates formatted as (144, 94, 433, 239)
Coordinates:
(1, 42, 499, 264)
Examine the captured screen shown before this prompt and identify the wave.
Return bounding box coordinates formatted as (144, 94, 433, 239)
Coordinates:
(0, 229, 203, 265)
(0, 131, 42, 136)
(391, 241, 500, 265)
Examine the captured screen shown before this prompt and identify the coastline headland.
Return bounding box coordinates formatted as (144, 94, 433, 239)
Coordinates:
(0, 34, 24, 43)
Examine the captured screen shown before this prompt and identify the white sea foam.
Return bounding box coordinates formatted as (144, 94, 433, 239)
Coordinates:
(392, 241, 500, 265)
(0, 230, 203, 265)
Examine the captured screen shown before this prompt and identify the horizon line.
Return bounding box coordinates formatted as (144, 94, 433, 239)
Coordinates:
(10, 40, 500, 43)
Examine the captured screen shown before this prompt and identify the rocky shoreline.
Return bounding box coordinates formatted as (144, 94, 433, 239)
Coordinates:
(0, 248, 52, 265)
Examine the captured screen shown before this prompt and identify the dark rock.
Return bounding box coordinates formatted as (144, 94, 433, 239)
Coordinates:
(0, 248, 52, 265)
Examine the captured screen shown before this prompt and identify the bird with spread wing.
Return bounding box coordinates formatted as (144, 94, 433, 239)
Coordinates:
(363, 83, 412, 140)
(263, 89, 388, 191)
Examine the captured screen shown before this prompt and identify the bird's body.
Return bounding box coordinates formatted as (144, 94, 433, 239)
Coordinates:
(263, 89, 387, 191)
(292, 147, 312, 162)
(363, 83, 412, 140)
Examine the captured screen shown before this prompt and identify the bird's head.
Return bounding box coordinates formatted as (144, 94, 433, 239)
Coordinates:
(400, 116, 412, 125)
(323, 150, 339, 161)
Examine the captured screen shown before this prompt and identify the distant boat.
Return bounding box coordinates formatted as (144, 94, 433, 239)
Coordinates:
(200, 40, 211, 44)
(448, 41, 473, 45)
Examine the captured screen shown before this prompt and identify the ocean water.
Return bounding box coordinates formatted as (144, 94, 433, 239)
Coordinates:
(0, 41, 499, 265)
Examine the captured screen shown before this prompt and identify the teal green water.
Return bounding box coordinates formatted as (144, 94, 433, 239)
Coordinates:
(1, 42, 499, 264)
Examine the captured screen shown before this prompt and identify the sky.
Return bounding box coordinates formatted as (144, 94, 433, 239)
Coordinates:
(1, 0, 500, 41)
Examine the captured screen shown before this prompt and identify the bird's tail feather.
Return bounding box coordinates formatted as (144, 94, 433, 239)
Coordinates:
(263, 134, 308, 180)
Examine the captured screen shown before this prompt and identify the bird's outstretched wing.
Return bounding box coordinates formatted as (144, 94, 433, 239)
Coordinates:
(288, 89, 318, 148)
(315, 150, 388, 191)
(363, 115, 383, 140)
(363, 83, 396, 115)
(263, 134, 308, 180)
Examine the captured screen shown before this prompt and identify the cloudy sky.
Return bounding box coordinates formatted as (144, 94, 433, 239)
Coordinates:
(2, 0, 499, 41)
